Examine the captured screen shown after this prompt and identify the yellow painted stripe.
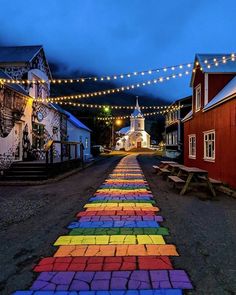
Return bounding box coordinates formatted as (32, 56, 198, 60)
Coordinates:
(85, 207, 159, 211)
(54, 234, 166, 246)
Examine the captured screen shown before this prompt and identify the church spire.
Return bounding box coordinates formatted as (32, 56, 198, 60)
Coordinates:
(135, 96, 140, 110)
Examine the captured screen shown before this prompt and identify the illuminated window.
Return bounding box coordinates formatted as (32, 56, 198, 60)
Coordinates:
(189, 134, 196, 158)
(195, 84, 201, 111)
(204, 130, 215, 161)
(85, 137, 88, 148)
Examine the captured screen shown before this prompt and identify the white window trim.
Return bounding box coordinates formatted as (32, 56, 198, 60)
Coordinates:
(203, 130, 215, 162)
(188, 134, 196, 159)
(204, 74, 208, 106)
(195, 84, 201, 112)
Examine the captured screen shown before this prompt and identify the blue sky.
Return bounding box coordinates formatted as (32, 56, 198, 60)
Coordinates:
(0, 0, 236, 101)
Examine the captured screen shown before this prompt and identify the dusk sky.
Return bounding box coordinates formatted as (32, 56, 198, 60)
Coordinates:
(1, 0, 236, 101)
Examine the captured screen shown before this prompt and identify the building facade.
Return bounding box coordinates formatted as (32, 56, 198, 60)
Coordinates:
(165, 96, 192, 160)
(53, 105, 92, 160)
(115, 99, 150, 151)
(183, 53, 236, 189)
(0, 46, 66, 167)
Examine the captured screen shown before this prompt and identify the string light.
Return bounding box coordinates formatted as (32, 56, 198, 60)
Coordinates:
(97, 105, 182, 120)
(32, 55, 236, 103)
(37, 70, 193, 103)
(51, 101, 176, 110)
(0, 62, 196, 85)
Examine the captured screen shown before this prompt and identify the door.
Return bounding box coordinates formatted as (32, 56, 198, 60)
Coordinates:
(14, 123, 22, 161)
(137, 141, 141, 148)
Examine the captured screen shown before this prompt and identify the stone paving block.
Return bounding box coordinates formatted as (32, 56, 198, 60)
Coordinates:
(84, 203, 154, 208)
(89, 200, 155, 204)
(68, 221, 160, 229)
(54, 235, 166, 246)
(85, 207, 159, 212)
(34, 256, 173, 272)
(54, 245, 179, 257)
(30, 270, 192, 291)
(77, 211, 157, 216)
(78, 216, 164, 222)
(13, 290, 184, 294)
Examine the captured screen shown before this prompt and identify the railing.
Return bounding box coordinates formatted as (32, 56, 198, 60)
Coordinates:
(44, 140, 82, 166)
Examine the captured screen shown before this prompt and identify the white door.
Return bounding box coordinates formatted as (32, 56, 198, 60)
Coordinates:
(14, 123, 22, 161)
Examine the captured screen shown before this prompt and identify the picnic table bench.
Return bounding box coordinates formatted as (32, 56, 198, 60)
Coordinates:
(152, 161, 177, 174)
(176, 166, 216, 197)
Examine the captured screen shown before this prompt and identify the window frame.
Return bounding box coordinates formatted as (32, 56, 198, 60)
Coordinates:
(195, 84, 201, 112)
(188, 134, 196, 159)
(203, 130, 215, 162)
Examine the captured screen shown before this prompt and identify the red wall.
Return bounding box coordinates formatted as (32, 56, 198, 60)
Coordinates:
(184, 99, 236, 189)
(208, 74, 235, 102)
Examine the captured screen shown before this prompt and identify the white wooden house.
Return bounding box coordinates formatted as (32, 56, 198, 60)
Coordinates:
(0, 45, 66, 168)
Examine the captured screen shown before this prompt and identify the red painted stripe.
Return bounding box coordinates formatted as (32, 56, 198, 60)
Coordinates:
(34, 256, 173, 272)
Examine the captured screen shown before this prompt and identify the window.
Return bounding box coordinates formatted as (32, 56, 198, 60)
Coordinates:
(195, 84, 201, 111)
(32, 123, 45, 149)
(85, 137, 88, 149)
(138, 123, 141, 128)
(166, 131, 178, 145)
(189, 135, 196, 159)
(204, 130, 215, 161)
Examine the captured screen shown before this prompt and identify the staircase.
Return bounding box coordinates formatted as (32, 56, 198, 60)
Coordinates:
(4, 161, 48, 181)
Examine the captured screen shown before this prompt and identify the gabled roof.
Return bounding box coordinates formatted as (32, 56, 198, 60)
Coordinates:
(0, 45, 42, 63)
(191, 53, 236, 86)
(182, 110, 193, 123)
(204, 76, 236, 111)
(0, 69, 28, 96)
(117, 126, 130, 134)
(52, 104, 91, 132)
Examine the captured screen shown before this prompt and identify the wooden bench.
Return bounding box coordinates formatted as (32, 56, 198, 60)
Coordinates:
(152, 165, 160, 173)
(198, 175, 222, 185)
(168, 175, 185, 188)
(159, 168, 171, 173)
(168, 175, 185, 183)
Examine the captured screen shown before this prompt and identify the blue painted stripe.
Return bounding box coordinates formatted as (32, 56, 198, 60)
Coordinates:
(67, 220, 160, 229)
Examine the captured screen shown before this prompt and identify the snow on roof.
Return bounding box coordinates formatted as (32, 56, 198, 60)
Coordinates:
(0, 45, 42, 63)
(131, 97, 144, 117)
(52, 104, 91, 132)
(117, 126, 130, 134)
(182, 110, 193, 122)
(196, 53, 236, 73)
(204, 76, 236, 111)
(0, 70, 28, 96)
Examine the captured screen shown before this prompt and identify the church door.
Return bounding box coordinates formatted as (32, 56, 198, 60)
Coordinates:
(137, 141, 141, 148)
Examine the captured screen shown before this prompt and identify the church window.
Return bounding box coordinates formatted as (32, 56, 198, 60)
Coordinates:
(138, 123, 141, 127)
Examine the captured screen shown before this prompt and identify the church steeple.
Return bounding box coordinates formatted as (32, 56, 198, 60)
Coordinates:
(136, 96, 140, 111)
(131, 96, 143, 118)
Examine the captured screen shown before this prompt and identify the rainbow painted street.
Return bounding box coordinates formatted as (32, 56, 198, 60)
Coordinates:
(13, 155, 193, 295)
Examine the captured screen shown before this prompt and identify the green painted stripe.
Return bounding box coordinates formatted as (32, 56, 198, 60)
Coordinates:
(90, 200, 155, 204)
(68, 227, 169, 236)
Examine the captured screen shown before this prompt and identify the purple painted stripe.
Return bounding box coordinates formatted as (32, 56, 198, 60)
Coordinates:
(30, 270, 192, 291)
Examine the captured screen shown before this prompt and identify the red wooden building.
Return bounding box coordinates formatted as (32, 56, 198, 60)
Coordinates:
(182, 54, 236, 189)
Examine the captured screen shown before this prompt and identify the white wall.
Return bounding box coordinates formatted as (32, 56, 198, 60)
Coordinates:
(67, 121, 91, 160)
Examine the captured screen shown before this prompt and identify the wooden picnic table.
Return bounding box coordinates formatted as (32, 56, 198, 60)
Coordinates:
(160, 161, 177, 165)
(177, 166, 216, 197)
(167, 163, 185, 175)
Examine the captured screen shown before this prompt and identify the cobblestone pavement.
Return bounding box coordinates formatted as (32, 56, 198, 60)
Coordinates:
(13, 155, 193, 295)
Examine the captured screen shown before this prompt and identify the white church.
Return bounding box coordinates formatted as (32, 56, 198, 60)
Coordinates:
(115, 99, 151, 151)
